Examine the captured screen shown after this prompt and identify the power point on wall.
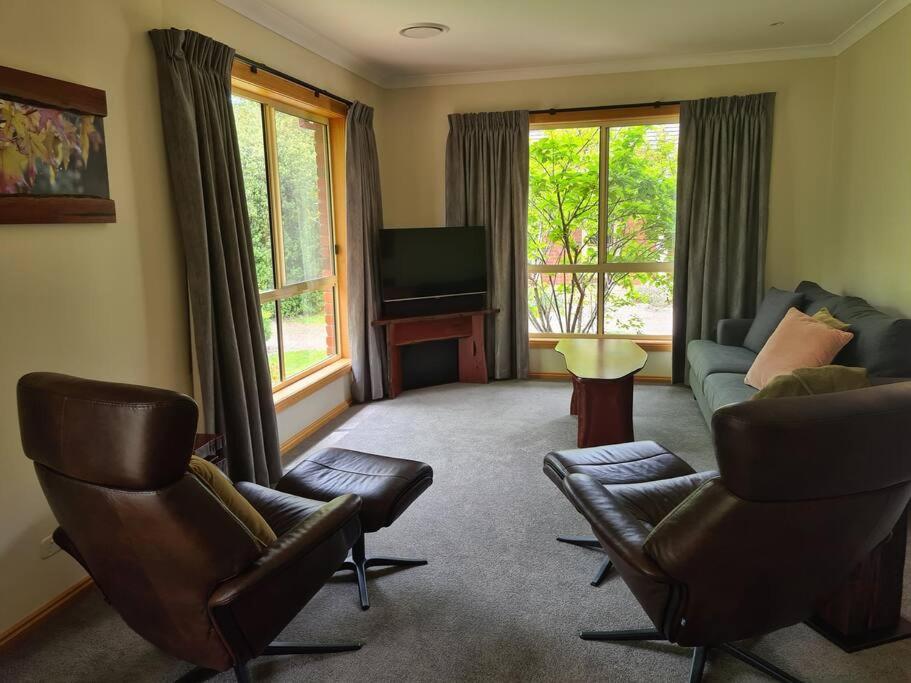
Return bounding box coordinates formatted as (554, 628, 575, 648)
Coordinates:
(40, 534, 61, 560)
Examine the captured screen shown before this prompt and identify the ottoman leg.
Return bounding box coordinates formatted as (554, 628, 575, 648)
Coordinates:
(338, 534, 428, 611)
(556, 535, 613, 586)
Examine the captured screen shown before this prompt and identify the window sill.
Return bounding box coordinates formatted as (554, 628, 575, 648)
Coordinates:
(273, 358, 352, 413)
(530, 337, 672, 353)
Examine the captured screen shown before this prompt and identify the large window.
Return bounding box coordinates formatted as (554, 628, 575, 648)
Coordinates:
(231, 92, 340, 387)
(527, 114, 678, 337)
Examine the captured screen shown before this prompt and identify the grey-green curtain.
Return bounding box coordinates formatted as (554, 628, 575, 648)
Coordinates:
(149, 29, 281, 485)
(445, 111, 529, 380)
(672, 93, 775, 384)
(346, 102, 386, 402)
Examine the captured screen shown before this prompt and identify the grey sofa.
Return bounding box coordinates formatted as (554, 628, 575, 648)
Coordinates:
(688, 280, 911, 426)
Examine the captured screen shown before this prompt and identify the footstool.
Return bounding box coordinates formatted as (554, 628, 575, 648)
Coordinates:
(544, 441, 697, 586)
(277, 447, 433, 610)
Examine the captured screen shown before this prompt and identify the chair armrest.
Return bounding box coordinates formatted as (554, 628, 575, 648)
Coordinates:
(716, 318, 753, 346)
(562, 473, 667, 581)
(208, 494, 361, 661)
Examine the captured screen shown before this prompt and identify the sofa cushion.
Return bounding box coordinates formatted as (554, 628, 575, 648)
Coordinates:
(744, 308, 854, 389)
(796, 281, 842, 315)
(830, 296, 911, 377)
(703, 373, 757, 410)
(743, 288, 806, 353)
(687, 340, 757, 386)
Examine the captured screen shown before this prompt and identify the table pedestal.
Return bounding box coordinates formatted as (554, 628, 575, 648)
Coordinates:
(570, 372, 636, 448)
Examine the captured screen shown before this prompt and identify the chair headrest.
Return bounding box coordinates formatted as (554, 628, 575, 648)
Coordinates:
(712, 381, 911, 501)
(17, 372, 198, 490)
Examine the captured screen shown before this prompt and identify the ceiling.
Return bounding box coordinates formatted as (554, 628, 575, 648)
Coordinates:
(218, 0, 907, 88)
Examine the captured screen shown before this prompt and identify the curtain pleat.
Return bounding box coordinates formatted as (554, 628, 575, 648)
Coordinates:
(672, 93, 775, 384)
(149, 29, 281, 485)
(445, 111, 530, 380)
(346, 102, 387, 402)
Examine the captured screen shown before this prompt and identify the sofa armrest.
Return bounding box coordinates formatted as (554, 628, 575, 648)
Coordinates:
(716, 318, 753, 346)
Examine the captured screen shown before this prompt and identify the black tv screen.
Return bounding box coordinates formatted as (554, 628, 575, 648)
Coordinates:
(380, 226, 487, 302)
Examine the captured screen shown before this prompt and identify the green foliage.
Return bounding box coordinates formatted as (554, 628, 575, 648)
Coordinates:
(527, 125, 677, 334)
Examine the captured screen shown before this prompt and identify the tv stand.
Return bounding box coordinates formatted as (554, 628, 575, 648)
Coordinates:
(373, 309, 498, 398)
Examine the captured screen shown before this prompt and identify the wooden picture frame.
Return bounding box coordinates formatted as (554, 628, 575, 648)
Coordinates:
(0, 65, 116, 223)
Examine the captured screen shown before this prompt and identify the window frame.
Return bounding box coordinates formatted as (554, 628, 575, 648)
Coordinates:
(527, 105, 680, 342)
(231, 61, 350, 392)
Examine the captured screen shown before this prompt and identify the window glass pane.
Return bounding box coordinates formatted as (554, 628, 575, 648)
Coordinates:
(605, 124, 678, 264)
(280, 290, 336, 379)
(603, 272, 673, 335)
(528, 272, 597, 334)
(528, 127, 600, 266)
(274, 110, 333, 285)
(261, 301, 280, 384)
(231, 95, 274, 291)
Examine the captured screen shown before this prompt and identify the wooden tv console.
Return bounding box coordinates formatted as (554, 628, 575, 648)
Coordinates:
(373, 309, 498, 398)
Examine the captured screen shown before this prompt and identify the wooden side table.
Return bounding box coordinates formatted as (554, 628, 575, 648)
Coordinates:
(194, 433, 226, 472)
(555, 338, 648, 448)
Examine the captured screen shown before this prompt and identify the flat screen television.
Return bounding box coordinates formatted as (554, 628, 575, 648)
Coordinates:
(380, 226, 487, 316)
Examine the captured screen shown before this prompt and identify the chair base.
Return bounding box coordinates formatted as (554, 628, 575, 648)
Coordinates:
(226, 642, 361, 682)
(580, 629, 802, 683)
(556, 535, 613, 586)
(336, 533, 427, 610)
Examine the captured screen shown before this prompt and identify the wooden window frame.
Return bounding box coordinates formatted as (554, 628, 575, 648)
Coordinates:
(528, 105, 680, 345)
(231, 60, 350, 393)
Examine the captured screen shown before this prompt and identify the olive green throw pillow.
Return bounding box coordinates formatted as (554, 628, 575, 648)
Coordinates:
(812, 307, 851, 331)
(752, 365, 870, 401)
(189, 455, 277, 546)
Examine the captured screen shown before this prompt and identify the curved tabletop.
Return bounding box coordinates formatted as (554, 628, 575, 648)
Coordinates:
(554, 338, 648, 380)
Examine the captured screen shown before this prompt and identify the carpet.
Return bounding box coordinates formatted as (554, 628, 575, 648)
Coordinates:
(2, 381, 910, 681)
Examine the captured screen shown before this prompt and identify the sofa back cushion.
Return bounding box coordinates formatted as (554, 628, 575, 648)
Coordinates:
(796, 281, 911, 378)
(743, 288, 805, 353)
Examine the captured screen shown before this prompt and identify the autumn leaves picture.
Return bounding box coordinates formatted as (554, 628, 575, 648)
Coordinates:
(0, 98, 108, 197)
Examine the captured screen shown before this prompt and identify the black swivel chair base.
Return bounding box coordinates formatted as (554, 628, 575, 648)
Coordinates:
(580, 629, 802, 683)
(556, 535, 614, 586)
(184, 642, 362, 683)
(337, 533, 427, 610)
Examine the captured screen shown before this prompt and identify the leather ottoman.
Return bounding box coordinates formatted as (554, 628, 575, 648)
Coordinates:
(544, 440, 698, 586)
(277, 447, 433, 610)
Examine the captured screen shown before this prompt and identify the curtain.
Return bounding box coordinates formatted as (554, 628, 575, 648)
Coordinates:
(445, 111, 530, 380)
(149, 29, 281, 485)
(346, 102, 387, 402)
(672, 93, 775, 384)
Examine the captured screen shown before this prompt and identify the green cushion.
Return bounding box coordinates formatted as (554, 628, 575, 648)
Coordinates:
(743, 288, 805, 353)
(752, 365, 870, 400)
(189, 456, 277, 547)
(703, 372, 757, 411)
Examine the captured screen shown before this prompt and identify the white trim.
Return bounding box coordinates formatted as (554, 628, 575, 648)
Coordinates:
(830, 0, 911, 52)
(217, 0, 910, 90)
(216, 0, 392, 86)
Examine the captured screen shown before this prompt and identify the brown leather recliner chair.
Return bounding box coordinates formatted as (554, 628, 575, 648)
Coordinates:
(563, 382, 911, 682)
(17, 373, 364, 682)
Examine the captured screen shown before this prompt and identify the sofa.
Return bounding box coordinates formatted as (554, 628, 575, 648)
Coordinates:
(688, 280, 911, 426)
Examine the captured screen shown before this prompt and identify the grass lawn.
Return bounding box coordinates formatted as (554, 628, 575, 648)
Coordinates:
(268, 349, 327, 383)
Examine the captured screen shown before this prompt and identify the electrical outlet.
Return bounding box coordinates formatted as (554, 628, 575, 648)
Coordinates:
(40, 534, 61, 560)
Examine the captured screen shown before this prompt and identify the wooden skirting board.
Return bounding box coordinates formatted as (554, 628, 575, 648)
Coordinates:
(529, 371, 671, 384)
(0, 576, 94, 649)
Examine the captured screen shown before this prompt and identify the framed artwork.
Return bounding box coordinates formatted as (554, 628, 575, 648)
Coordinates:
(0, 64, 115, 223)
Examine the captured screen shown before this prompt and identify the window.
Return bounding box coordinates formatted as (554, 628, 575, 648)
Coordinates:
(231, 91, 341, 388)
(527, 111, 679, 338)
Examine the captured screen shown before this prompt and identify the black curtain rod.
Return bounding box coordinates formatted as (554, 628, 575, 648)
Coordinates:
(235, 54, 354, 108)
(530, 100, 680, 115)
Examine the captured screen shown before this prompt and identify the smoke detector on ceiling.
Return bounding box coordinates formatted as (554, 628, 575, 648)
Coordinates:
(399, 23, 450, 39)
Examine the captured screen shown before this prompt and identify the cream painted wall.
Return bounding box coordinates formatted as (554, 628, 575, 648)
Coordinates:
(379, 58, 842, 376)
(0, 0, 378, 635)
(830, 5, 911, 317)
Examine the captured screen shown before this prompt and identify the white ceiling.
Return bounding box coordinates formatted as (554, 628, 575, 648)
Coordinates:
(218, 0, 909, 88)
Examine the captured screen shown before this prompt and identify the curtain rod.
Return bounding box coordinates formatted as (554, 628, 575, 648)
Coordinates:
(235, 54, 354, 107)
(529, 100, 681, 115)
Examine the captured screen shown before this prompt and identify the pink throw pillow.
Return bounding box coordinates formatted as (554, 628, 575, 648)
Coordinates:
(744, 308, 854, 389)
